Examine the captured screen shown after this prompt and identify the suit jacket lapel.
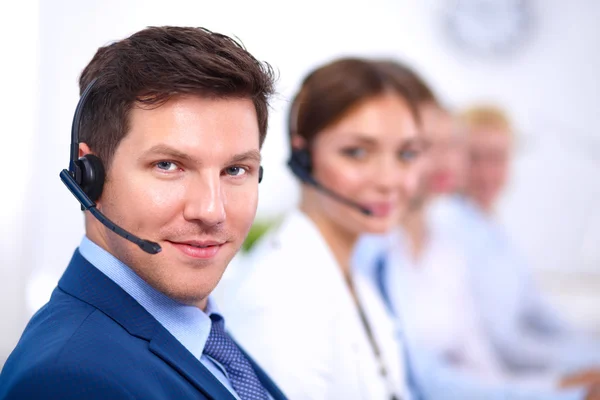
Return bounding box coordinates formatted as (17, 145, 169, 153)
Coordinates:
(58, 250, 236, 400)
(149, 328, 235, 400)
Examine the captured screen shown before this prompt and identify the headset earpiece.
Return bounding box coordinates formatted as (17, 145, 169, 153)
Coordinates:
(76, 154, 105, 202)
(287, 148, 315, 185)
(291, 148, 312, 172)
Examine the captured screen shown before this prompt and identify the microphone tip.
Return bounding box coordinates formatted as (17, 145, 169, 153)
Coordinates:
(152, 246, 162, 254)
(140, 241, 162, 255)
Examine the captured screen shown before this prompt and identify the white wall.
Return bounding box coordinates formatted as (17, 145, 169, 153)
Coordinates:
(0, 0, 39, 365)
(1, 0, 599, 362)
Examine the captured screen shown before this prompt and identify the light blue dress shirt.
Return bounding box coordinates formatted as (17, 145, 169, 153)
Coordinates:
(353, 224, 587, 400)
(432, 196, 600, 373)
(78, 236, 242, 400)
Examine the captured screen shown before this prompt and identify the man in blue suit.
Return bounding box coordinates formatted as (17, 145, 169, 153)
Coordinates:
(0, 26, 286, 400)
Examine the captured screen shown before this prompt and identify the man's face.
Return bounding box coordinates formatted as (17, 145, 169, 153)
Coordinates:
(466, 129, 512, 212)
(421, 105, 467, 196)
(90, 95, 261, 309)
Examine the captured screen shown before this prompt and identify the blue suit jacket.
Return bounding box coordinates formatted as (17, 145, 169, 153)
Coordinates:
(0, 251, 287, 400)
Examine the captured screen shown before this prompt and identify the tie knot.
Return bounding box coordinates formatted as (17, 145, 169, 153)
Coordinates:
(204, 314, 235, 365)
(209, 313, 225, 332)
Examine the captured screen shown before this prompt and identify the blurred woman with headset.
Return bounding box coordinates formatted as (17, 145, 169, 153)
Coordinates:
(215, 58, 423, 400)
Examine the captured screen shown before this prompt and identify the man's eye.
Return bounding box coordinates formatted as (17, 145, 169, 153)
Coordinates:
(226, 166, 247, 176)
(155, 161, 178, 171)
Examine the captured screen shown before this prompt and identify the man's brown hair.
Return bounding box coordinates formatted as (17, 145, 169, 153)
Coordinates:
(78, 26, 276, 168)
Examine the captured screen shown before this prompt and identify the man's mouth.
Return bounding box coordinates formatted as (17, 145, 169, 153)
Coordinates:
(166, 240, 226, 259)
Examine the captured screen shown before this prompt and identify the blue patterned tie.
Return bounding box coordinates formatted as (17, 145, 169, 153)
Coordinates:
(204, 314, 269, 400)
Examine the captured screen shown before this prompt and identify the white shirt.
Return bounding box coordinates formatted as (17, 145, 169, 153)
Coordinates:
(214, 209, 411, 400)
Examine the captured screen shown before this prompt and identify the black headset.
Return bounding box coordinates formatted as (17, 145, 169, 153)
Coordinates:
(287, 148, 313, 185)
(286, 97, 316, 186)
(286, 106, 372, 216)
(66, 78, 105, 202)
(60, 78, 264, 254)
(60, 78, 162, 254)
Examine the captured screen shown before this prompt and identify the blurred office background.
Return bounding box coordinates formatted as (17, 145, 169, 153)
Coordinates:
(0, 0, 598, 366)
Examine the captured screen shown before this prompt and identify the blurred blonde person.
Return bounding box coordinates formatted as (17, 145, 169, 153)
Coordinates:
(459, 106, 600, 384)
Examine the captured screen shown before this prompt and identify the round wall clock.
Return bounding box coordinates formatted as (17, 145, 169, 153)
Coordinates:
(443, 0, 533, 58)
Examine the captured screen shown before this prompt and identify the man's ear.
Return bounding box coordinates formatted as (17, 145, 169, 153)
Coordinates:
(78, 142, 93, 158)
(291, 134, 307, 150)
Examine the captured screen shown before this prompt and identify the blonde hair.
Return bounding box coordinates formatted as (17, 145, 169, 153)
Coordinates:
(459, 105, 513, 137)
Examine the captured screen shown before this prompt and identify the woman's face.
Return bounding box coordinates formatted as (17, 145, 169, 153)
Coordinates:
(307, 92, 421, 235)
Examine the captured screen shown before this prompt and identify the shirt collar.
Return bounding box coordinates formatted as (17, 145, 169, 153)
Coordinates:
(78, 235, 219, 360)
